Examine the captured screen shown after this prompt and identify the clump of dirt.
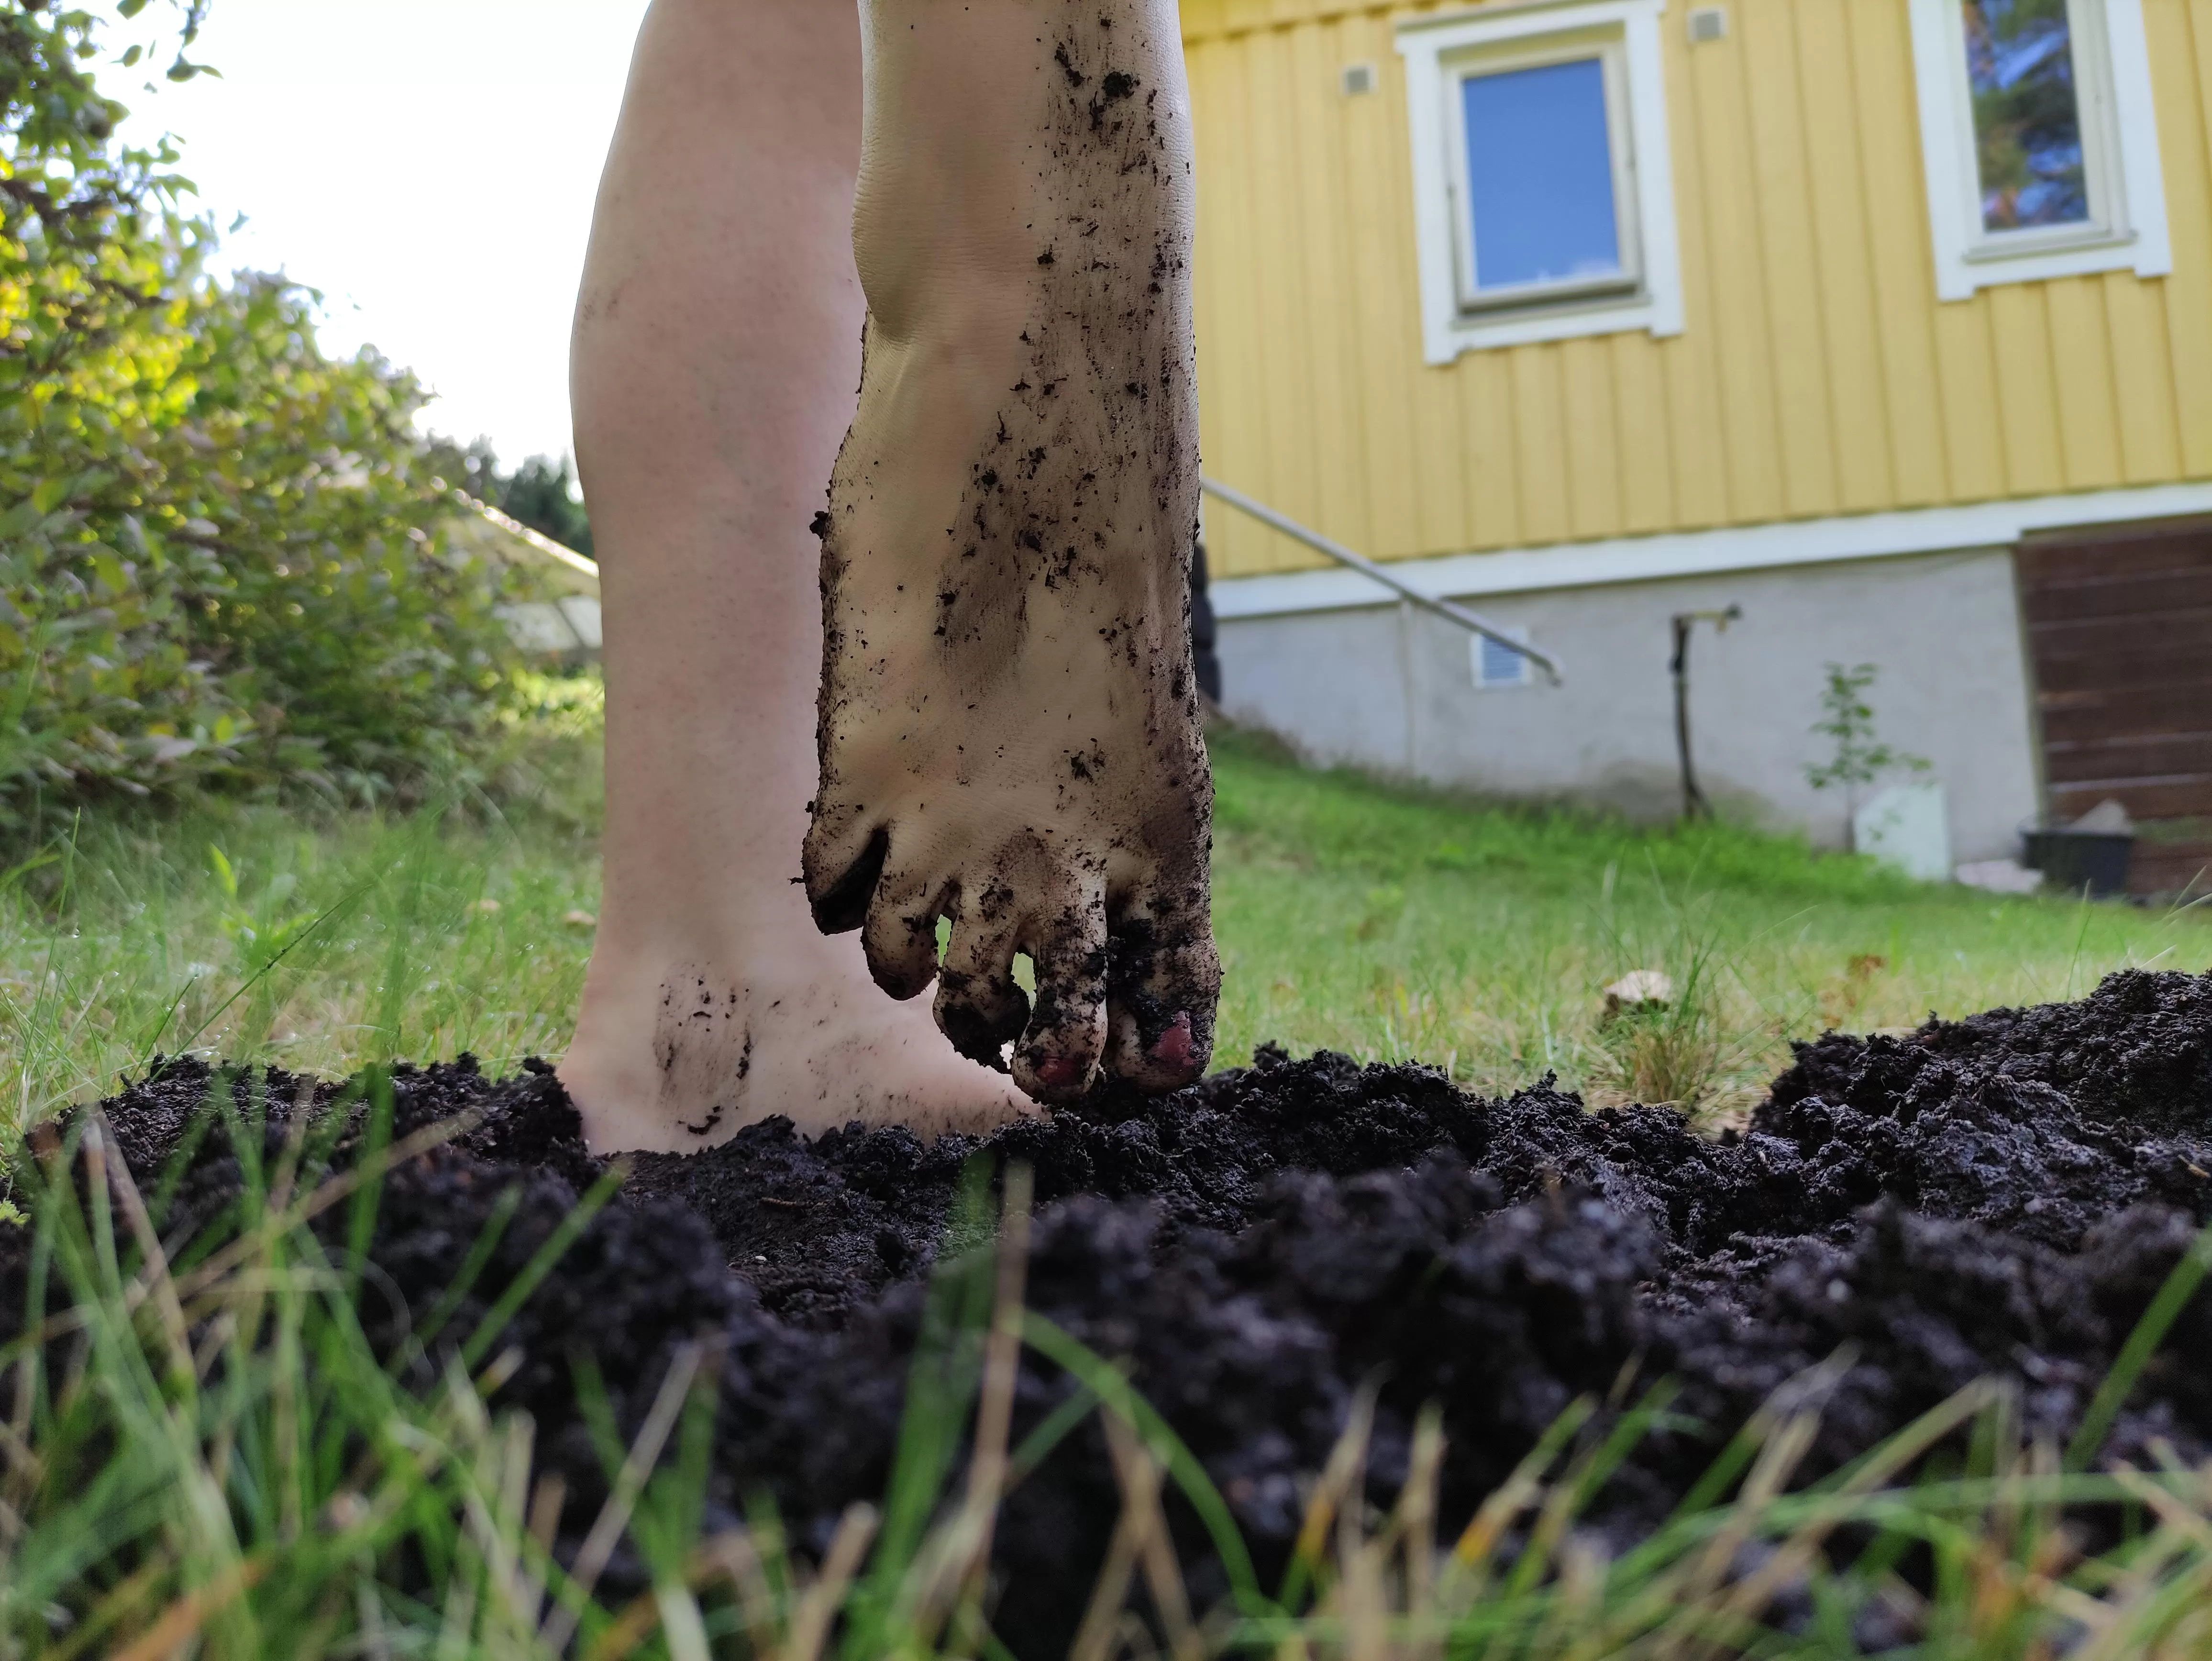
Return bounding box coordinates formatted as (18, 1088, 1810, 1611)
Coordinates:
(10, 969, 2212, 1652)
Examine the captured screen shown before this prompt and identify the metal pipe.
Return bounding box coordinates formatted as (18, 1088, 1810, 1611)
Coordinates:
(1198, 476, 1565, 684)
(1669, 604, 1742, 821)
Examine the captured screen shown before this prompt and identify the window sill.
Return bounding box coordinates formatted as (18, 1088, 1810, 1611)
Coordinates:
(1939, 230, 2157, 299)
(1961, 224, 2132, 264)
(1434, 287, 1667, 359)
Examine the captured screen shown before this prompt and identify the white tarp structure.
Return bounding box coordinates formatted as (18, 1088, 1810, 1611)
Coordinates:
(443, 493, 602, 656)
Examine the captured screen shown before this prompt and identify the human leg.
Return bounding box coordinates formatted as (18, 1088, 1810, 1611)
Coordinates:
(807, 0, 1220, 1105)
(559, 0, 1031, 1153)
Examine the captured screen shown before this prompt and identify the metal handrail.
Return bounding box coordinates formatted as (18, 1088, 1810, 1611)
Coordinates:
(1198, 476, 1565, 684)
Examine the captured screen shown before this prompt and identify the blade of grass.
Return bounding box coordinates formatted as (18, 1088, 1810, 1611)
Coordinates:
(540, 1341, 704, 1654)
(1021, 1310, 1271, 1619)
(2068, 1217, 2212, 1473)
(458, 1162, 624, 1373)
(161, 879, 374, 1070)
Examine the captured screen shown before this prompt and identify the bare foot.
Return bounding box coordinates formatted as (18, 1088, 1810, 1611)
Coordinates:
(562, 932, 1032, 1154)
(805, 0, 1220, 1106)
(557, 0, 1032, 1152)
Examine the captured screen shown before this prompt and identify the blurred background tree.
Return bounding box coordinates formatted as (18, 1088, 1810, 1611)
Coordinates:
(422, 435, 594, 558)
(0, 0, 529, 833)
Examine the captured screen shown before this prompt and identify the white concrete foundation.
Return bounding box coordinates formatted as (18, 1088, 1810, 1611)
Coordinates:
(1214, 549, 2042, 861)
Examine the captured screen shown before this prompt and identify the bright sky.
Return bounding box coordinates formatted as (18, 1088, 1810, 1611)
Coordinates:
(116, 0, 655, 466)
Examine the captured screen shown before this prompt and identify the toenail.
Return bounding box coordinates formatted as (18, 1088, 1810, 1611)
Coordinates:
(1150, 1012, 1195, 1071)
(1035, 1054, 1086, 1091)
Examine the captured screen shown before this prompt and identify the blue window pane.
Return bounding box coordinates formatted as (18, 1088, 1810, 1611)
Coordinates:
(1962, 0, 2089, 231)
(1478, 632, 1530, 686)
(1461, 58, 1622, 293)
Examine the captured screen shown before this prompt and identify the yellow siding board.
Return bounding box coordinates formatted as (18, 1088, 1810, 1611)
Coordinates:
(2103, 275, 2182, 483)
(1793, 0, 1895, 512)
(1289, 21, 1367, 552)
(2163, 0, 2212, 473)
(1208, 40, 1287, 575)
(1512, 347, 1571, 545)
(1560, 336, 1623, 539)
(1845, 0, 1953, 505)
(1983, 287, 2060, 494)
(1684, 13, 1782, 521)
(1411, 377, 1472, 553)
(1457, 340, 1521, 546)
(1183, 0, 2212, 573)
(1250, 30, 1321, 559)
(1346, 18, 1427, 560)
(1187, 38, 1253, 575)
(2043, 279, 2124, 490)
(1611, 333, 1675, 533)
(1659, 339, 1728, 528)
(1400, 20, 1472, 548)
(1653, 31, 1730, 527)
(1739, 0, 1840, 517)
(1926, 305, 2007, 501)
(1217, 0, 1276, 39)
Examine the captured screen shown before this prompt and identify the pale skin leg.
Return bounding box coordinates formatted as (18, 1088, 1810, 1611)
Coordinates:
(562, 0, 1030, 1152)
(563, 0, 1218, 1150)
(810, 0, 1219, 1105)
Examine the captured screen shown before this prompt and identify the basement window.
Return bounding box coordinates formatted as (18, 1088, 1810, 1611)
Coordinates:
(1398, 0, 1683, 364)
(1908, 0, 2170, 299)
(1471, 627, 1535, 690)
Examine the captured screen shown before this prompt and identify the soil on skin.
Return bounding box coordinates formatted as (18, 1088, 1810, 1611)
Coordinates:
(11, 969, 2212, 1650)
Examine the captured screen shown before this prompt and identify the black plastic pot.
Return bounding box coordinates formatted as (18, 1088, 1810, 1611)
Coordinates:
(2022, 829, 2135, 897)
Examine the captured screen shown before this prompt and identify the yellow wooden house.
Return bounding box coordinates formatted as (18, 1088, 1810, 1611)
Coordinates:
(1183, 0, 2212, 892)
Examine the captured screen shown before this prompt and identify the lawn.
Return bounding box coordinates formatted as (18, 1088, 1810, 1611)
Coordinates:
(2, 706, 2203, 1142)
(8, 703, 2212, 1658)
(0, 707, 2204, 1145)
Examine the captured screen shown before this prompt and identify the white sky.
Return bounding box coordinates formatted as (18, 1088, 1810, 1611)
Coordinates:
(116, 0, 655, 466)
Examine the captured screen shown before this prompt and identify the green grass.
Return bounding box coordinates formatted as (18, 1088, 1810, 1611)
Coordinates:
(1, 709, 2205, 1141)
(6, 703, 2212, 1656)
(1209, 725, 2209, 1115)
(12, 1113, 2212, 1659)
(0, 682, 609, 1141)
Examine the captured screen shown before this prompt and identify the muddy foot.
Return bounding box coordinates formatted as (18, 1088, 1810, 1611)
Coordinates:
(561, 937, 1035, 1154)
(805, 0, 1219, 1105)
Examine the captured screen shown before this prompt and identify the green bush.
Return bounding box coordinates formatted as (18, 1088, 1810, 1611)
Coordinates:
(0, 0, 525, 830)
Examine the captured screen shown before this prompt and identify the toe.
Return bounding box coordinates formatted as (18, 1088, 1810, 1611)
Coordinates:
(804, 814, 890, 936)
(934, 881, 1029, 1069)
(860, 848, 951, 1001)
(1103, 892, 1221, 1092)
(1011, 866, 1110, 1105)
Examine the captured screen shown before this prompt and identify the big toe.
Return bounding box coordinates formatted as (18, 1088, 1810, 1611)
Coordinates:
(1104, 905, 1220, 1092)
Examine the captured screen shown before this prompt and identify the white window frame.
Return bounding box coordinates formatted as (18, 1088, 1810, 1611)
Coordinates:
(1908, 0, 2170, 300)
(1470, 625, 1537, 690)
(1398, 0, 1683, 365)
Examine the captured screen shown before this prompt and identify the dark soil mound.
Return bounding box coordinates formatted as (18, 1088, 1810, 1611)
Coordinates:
(12, 968, 2212, 1651)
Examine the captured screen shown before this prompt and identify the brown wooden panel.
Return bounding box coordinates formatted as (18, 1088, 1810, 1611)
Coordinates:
(2127, 842, 2212, 898)
(2023, 605, 2212, 661)
(2016, 520, 2212, 855)
(2030, 649, 2212, 698)
(2019, 523, 2212, 584)
(2049, 778, 2212, 822)
(2018, 569, 2212, 624)
(2043, 731, 2212, 784)
(2038, 684, 2212, 743)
